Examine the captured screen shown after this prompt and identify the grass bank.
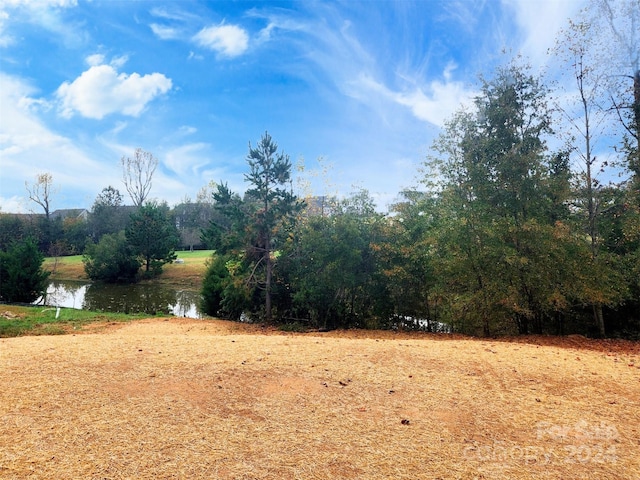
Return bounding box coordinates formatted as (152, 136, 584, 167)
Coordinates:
(0, 304, 148, 338)
(44, 250, 214, 288)
(5, 250, 214, 337)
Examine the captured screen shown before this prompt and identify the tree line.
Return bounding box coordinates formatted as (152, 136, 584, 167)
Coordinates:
(197, 7, 639, 336)
(1, 0, 638, 337)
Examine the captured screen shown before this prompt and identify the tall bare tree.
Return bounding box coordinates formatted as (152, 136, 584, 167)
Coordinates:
(597, 0, 640, 187)
(553, 17, 611, 336)
(25, 172, 55, 220)
(121, 148, 158, 207)
(550, 0, 639, 336)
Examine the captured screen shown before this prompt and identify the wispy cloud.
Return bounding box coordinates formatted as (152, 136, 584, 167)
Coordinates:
(56, 56, 172, 119)
(149, 6, 194, 22)
(148, 5, 204, 44)
(504, 0, 586, 68)
(0, 10, 11, 47)
(252, 4, 473, 127)
(193, 24, 249, 57)
(150, 23, 180, 40)
(0, 0, 84, 48)
(440, 0, 487, 33)
(163, 143, 210, 177)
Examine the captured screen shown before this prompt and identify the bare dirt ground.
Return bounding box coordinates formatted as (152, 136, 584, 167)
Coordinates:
(1, 318, 638, 480)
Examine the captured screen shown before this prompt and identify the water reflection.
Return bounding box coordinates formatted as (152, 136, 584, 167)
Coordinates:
(38, 280, 203, 318)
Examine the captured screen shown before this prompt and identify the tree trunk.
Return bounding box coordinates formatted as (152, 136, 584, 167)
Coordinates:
(633, 70, 640, 189)
(634, 70, 639, 143)
(265, 253, 272, 322)
(593, 303, 605, 338)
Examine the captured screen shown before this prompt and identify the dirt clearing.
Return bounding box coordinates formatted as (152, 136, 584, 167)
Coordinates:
(1, 319, 638, 479)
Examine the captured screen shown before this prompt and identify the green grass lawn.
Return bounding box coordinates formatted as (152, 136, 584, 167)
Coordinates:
(0, 305, 149, 338)
(46, 254, 84, 264)
(45, 249, 214, 264)
(173, 250, 215, 260)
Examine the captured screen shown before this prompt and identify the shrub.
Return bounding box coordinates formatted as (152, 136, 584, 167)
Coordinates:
(0, 238, 50, 303)
(83, 232, 141, 283)
(200, 254, 227, 316)
(200, 254, 250, 319)
(278, 321, 308, 332)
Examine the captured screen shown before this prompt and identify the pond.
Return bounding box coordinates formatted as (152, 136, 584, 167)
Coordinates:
(36, 280, 204, 318)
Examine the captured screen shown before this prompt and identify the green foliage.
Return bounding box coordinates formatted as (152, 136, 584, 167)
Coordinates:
(6, 49, 635, 337)
(423, 62, 629, 336)
(200, 253, 230, 317)
(0, 238, 50, 303)
(281, 190, 387, 330)
(200, 253, 250, 320)
(0, 214, 27, 251)
(382, 192, 443, 330)
(242, 132, 304, 321)
(126, 202, 180, 277)
(83, 232, 141, 283)
(60, 216, 89, 254)
(278, 321, 308, 332)
(201, 133, 303, 322)
(85, 202, 179, 283)
(173, 199, 215, 250)
(201, 182, 248, 254)
(89, 186, 129, 239)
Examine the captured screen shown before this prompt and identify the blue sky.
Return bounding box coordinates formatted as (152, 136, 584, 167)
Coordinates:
(0, 0, 589, 213)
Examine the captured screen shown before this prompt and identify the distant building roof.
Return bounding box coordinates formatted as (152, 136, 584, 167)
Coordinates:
(50, 209, 89, 220)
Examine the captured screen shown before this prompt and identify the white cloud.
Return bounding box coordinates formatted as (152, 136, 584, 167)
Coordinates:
(443, 61, 457, 81)
(86, 53, 105, 66)
(1, 74, 54, 158)
(193, 24, 249, 57)
(149, 7, 191, 22)
(440, 0, 486, 34)
(250, 6, 474, 127)
(0, 195, 26, 213)
(163, 143, 209, 176)
(0, 10, 11, 47)
(150, 23, 179, 40)
(110, 55, 128, 69)
(178, 125, 197, 136)
(56, 63, 172, 119)
(346, 70, 474, 127)
(0, 0, 83, 48)
(255, 22, 276, 44)
(0, 73, 119, 212)
(504, 0, 586, 68)
(1, 0, 77, 6)
(393, 80, 475, 127)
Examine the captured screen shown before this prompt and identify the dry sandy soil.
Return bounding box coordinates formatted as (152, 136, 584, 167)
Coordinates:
(0, 318, 638, 480)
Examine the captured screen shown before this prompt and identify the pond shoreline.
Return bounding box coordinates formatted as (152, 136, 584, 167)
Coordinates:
(44, 250, 212, 289)
(40, 279, 204, 318)
(41, 251, 213, 318)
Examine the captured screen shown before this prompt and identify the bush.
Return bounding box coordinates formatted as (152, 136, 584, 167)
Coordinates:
(278, 321, 308, 332)
(0, 238, 50, 303)
(126, 202, 179, 277)
(200, 254, 228, 316)
(83, 232, 141, 283)
(200, 254, 250, 319)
